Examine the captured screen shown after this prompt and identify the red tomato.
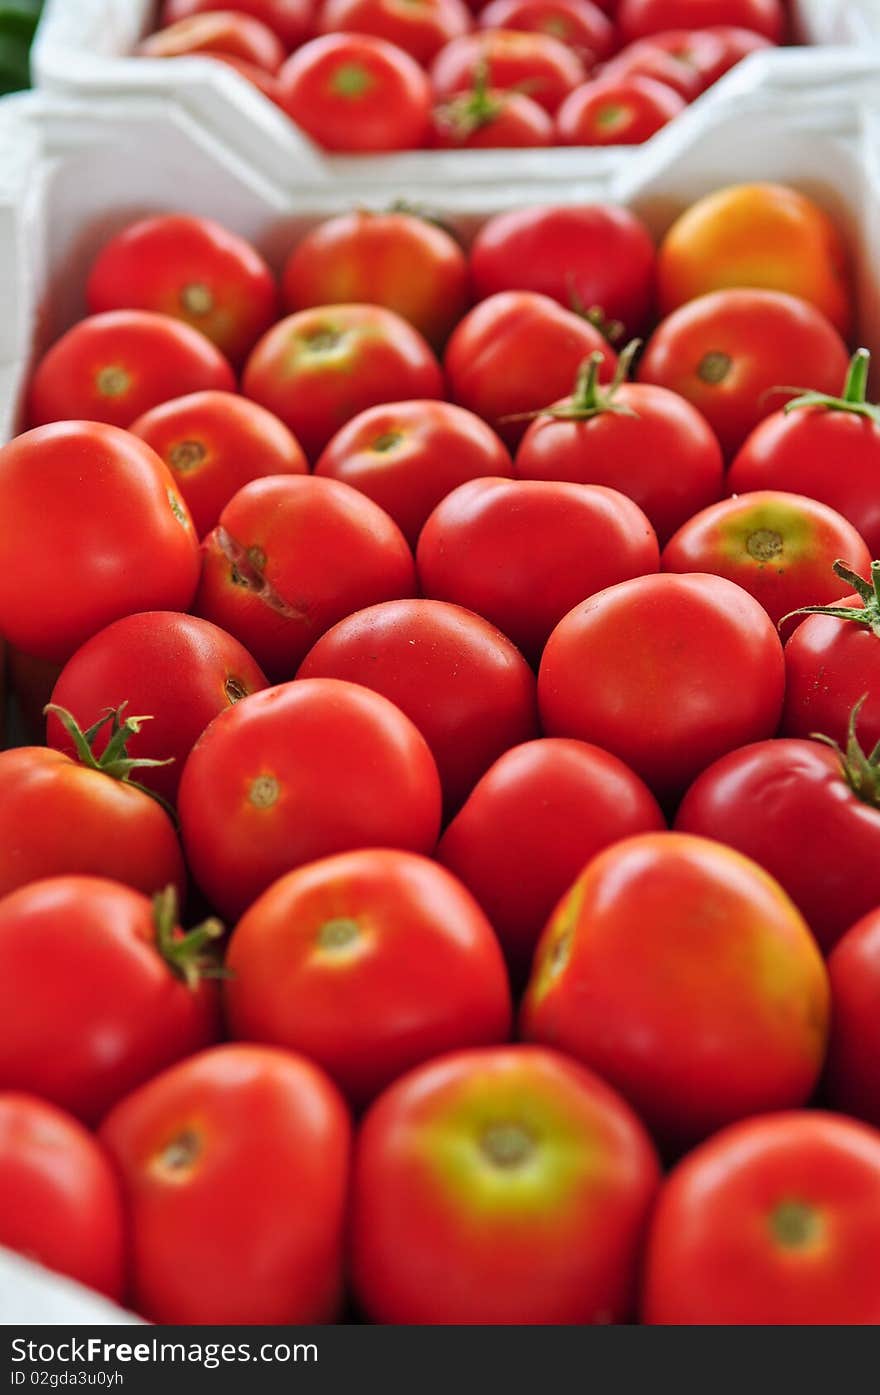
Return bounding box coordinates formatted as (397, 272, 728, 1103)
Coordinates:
(438, 738, 665, 981)
(87, 215, 279, 367)
(278, 35, 432, 152)
(0, 878, 222, 1125)
(431, 84, 554, 146)
(282, 211, 470, 349)
(297, 598, 538, 814)
(642, 1113, 880, 1324)
(203, 51, 286, 103)
(138, 12, 286, 70)
(47, 612, 269, 806)
(539, 572, 784, 801)
(177, 679, 442, 918)
(193, 475, 416, 681)
(617, 0, 784, 44)
(0, 1094, 125, 1301)
(469, 204, 657, 339)
(417, 477, 659, 664)
(728, 350, 880, 556)
(351, 1045, 660, 1323)
(478, 0, 615, 65)
(242, 303, 443, 459)
(826, 911, 880, 1128)
(445, 291, 616, 447)
(700, 24, 774, 84)
(522, 833, 830, 1146)
(161, 0, 313, 48)
(315, 0, 472, 64)
(225, 850, 512, 1106)
(598, 40, 703, 101)
(514, 355, 723, 545)
(430, 29, 585, 113)
(27, 311, 235, 431)
(557, 74, 684, 144)
(99, 1044, 351, 1324)
(661, 491, 872, 631)
(638, 289, 851, 457)
(130, 390, 308, 539)
(314, 399, 513, 548)
(0, 423, 200, 665)
(676, 732, 880, 954)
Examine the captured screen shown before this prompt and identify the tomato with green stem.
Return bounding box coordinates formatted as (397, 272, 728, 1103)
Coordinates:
(556, 74, 686, 146)
(431, 68, 554, 146)
(477, 0, 615, 66)
(430, 28, 586, 113)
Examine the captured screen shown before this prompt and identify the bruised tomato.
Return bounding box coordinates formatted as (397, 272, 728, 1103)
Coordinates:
(431, 83, 554, 145)
(826, 910, 880, 1129)
(556, 74, 685, 145)
(161, 0, 313, 48)
(616, 0, 785, 44)
(138, 12, 286, 70)
(478, 0, 615, 65)
(430, 28, 585, 112)
(315, 0, 472, 64)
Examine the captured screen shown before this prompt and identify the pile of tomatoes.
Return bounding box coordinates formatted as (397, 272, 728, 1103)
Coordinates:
(135, 0, 788, 151)
(2, 177, 880, 1326)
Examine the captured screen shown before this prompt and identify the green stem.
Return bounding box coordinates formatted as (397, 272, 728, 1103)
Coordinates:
(782, 559, 880, 637)
(45, 702, 177, 820)
(781, 348, 880, 425)
(812, 696, 880, 808)
(502, 340, 642, 425)
(153, 886, 229, 990)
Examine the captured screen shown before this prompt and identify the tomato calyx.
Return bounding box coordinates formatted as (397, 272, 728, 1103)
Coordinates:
(770, 1199, 824, 1251)
(785, 560, 880, 638)
(153, 884, 228, 991)
(480, 1121, 535, 1170)
(504, 340, 640, 424)
(45, 702, 176, 817)
(434, 61, 505, 138)
(781, 347, 880, 426)
(812, 696, 880, 810)
(566, 281, 625, 346)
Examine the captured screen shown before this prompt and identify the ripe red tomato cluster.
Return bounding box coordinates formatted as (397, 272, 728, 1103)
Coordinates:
(136, 0, 789, 151)
(4, 177, 880, 1327)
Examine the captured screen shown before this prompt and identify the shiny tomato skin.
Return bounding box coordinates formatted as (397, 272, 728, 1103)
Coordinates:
(0, 877, 221, 1126)
(700, 24, 774, 83)
(139, 12, 286, 69)
(193, 474, 416, 682)
(638, 288, 850, 458)
(661, 491, 873, 631)
(297, 598, 538, 814)
(826, 911, 880, 1128)
(225, 850, 512, 1106)
(539, 572, 785, 801)
(27, 311, 236, 431)
(130, 390, 308, 539)
(431, 87, 554, 145)
(278, 35, 432, 153)
(282, 211, 470, 349)
(47, 612, 269, 806)
(676, 739, 880, 954)
(178, 679, 442, 919)
(417, 477, 659, 664)
(617, 0, 784, 44)
(0, 747, 185, 902)
(351, 1045, 660, 1324)
(0, 1094, 125, 1301)
(522, 833, 830, 1147)
(161, 0, 313, 48)
(445, 291, 616, 447)
(478, 0, 615, 64)
(430, 29, 585, 113)
(438, 738, 665, 981)
(87, 215, 279, 366)
(469, 204, 656, 338)
(515, 380, 723, 546)
(642, 1112, 880, 1325)
(557, 74, 685, 145)
(99, 1044, 351, 1324)
(614, 27, 727, 92)
(599, 39, 702, 101)
(782, 600, 880, 759)
(0, 423, 200, 665)
(242, 303, 444, 459)
(315, 0, 472, 64)
(314, 399, 512, 548)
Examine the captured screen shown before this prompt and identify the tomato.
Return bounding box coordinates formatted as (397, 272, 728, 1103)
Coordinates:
(242, 303, 443, 459)
(203, 51, 286, 103)
(297, 598, 538, 814)
(225, 850, 512, 1106)
(556, 75, 685, 145)
(417, 477, 659, 664)
(700, 24, 774, 84)
(430, 29, 585, 113)
(638, 288, 851, 458)
(99, 1044, 351, 1324)
(193, 475, 416, 681)
(612, 28, 728, 92)
(657, 183, 853, 336)
(161, 0, 313, 49)
(642, 1112, 880, 1324)
(540, 572, 784, 802)
(0, 423, 200, 665)
(431, 83, 554, 146)
(315, 0, 472, 64)
(522, 833, 829, 1146)
(445, 291, 616, 447)
(826, 911, 880, 1128)
(282, 211, 470, 349)
(0, 706, 185, 901)
(87, 215, 279, 367)
(278, 35, 432, 152)
(0, 1094, 125, 1301)
(27, 311, 235, 431)
(617, 0, 785, 44)
(661, 491, 872, 632)
(478, 0, 615, 65)
(130, 390, 308, 539)
(438, 738, 665, 981)
(314, 399, 513, 548)
(178, 679, 442, 918)
(138, 12, 286, 70)
(351, 1045, 660, 1323)
(598, 40, 703, 102)
(727, 350, 880, 555)
(47, 612, 268, 806)
(0, 878, 222, 1125)
(469, 204, 657, 339)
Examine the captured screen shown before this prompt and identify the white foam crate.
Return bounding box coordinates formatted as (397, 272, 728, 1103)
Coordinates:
(0, 1247, 140, 1325)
